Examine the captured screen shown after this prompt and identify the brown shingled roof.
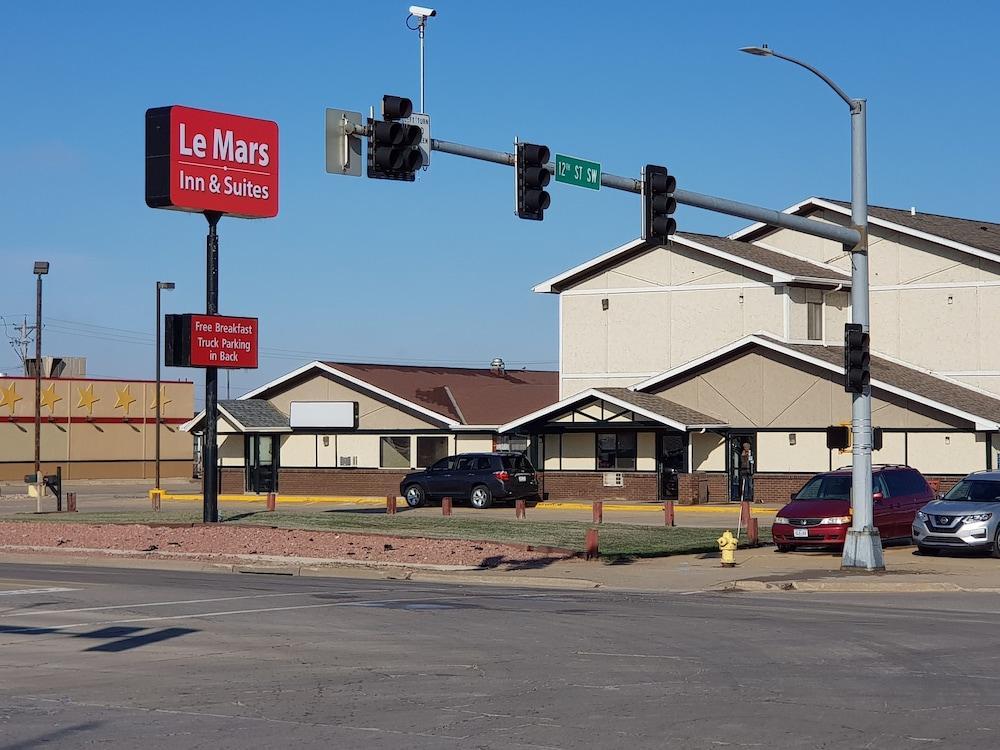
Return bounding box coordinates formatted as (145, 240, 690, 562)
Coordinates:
(760, 336, 1000, 425)
(680, 232, 850, 282)
(325, 362, 558, 426)
(595, 388, 725, 427)
(823, 199, 1000, 256)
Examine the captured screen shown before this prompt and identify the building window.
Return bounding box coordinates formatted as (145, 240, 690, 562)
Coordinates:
(597, 432, 637, 470)
(416, 436, 448, 468)
(380, 436, 411, 469)
(807, 301, 822, 341)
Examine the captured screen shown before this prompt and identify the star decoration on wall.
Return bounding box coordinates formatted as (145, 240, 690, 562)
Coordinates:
(148, 386, 172, 411)
(77, 383, 100, 416)
(0, 383, 22, 415)
(40, 384, 62, 413)
(114, 385, 136, 415)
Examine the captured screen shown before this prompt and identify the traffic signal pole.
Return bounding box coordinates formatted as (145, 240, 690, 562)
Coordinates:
(427, 138, 862, 247)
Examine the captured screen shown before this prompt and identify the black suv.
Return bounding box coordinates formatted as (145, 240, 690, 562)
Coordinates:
(400, 452, 539, 509)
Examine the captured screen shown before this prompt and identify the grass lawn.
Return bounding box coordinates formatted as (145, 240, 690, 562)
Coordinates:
(2, 510, 771, 560)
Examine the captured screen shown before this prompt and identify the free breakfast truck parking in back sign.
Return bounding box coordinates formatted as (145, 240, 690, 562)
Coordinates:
(145, 105, 279, 218)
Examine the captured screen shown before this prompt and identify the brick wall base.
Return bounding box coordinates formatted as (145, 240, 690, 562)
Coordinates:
(279, 468, 409, 496)
(220, 467, 244, 494)
(538, 471, 658, 503)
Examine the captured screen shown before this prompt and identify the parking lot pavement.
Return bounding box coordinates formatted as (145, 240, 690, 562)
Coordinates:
(2, 562, 1000, 749)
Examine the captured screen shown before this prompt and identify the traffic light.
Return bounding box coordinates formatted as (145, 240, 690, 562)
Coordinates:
(367, 95, 423, 181)
(642, 164, 677, 243)
(515, 142, 551, 221)
(844, 323, 870, 394)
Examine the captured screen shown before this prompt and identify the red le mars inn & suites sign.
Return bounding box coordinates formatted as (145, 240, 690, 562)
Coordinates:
(145, 106, 279, 218)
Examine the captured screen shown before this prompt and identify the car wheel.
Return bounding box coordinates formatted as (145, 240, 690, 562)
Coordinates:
(775, 544, 795, 553)
(917, 545, 940, 556)
(470, 485, 493, 510)
(403, 484, 426, 508)
(991, 529, 1000, 560)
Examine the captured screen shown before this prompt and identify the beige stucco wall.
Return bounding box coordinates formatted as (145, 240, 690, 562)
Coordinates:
(543, 434, 561, 470)
(558, 244, 788, 398)
(280, 434, 316, 468)
(266, 374, 443, 430)
(760, 208, 1000, 391)
(756, 431, 831, 473)
(692, 432, 726, 471)
(562, 432, 596, 470)
(650, 349, 969, 430)
(337, 434, 381, 468)
(637, 432, 656, 471)
(456, 433, 492, 453)
(218, 435, 244, 467)
(907, 432, 986, 475)
(872, 430, 906, 465)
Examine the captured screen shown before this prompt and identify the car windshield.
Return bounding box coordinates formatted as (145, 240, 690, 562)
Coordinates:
(942, 479, 1000, 503)
(795, 475, 852, 501)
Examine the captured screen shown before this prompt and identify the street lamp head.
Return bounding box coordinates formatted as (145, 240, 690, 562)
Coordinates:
(33, 261, 49, 275)
(740, 45, 774, 57)
(158, 281, 176, 290)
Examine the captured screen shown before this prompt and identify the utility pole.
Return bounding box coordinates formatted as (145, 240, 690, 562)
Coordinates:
(33, 262, 49, 513)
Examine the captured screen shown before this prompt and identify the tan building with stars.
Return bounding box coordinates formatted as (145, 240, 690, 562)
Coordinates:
(0, 375, 194, 480)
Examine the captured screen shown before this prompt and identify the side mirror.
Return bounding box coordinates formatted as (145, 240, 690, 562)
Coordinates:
(789, 492, 797, 500)
(873, 491, 884, 502)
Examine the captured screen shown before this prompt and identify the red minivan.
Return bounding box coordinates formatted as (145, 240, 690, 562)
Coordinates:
(771, 465, 935, 552)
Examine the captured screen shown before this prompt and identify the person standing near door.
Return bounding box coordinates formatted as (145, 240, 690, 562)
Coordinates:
(739, 442, 756, 502)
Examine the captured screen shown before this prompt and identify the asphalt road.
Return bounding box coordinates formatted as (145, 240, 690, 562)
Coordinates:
(1, 563, 997, 748)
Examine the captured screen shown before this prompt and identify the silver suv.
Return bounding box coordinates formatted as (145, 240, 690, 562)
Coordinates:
(912, 471, 1000, 556)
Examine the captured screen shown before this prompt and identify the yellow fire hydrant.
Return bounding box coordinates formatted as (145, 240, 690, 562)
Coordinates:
(717, 529, 738, 567)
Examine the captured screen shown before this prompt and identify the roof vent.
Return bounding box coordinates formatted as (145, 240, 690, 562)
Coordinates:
(910, 207, 916, 216)
(490, 357, 506, 376)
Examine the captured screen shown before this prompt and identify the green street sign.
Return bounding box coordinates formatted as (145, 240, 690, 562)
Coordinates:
(555, 154, 601, 191)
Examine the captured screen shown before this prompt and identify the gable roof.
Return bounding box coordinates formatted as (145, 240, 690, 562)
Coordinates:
(238, 361, 558, 429)
(731, 197, 1000, 264)
(632, 334, 1000, 431)
(183, 399, 290, 433)
(532, 232, 849, 294)
(500, 386, 726, 434)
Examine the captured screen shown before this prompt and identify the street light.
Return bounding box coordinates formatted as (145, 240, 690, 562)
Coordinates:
(33, 261, 49, 513)
(155, 281, 175, 492)
(741, 45, 881, 571)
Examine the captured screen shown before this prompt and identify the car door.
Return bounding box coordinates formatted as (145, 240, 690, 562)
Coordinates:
(423, 456, 456, 497)
(875, 472, 903, 538)
(447, 456, 475, 497)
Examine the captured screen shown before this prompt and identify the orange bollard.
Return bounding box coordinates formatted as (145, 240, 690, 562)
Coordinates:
(593, 500, 603, 524)
(664, 499, 675, 527)
(748, 516, 760, 547)
(585, 528, 600, 560)
(442, 496, 452, 516)
(386, 495, 397, 515)
(266, 492, 276, 512)
(515, 498, 526, 519)
(66, 491, 77, 513)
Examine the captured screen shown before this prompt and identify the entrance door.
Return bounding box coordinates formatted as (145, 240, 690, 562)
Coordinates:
(657, 433, 687, 501)
(727, 433, 757, 502)
(247, 435, 279, 493)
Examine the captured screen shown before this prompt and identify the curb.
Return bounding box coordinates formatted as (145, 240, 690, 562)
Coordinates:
(0, 549, 602, 590)
(711, 578, 997, 593)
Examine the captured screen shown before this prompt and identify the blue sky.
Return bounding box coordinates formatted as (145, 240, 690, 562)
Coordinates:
(2, 0, 998, 405)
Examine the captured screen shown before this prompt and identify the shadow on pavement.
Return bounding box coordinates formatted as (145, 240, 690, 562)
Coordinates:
(0, 623, 197, 653)
(2, 720, 104, 750)
(478, 554, 574, 571)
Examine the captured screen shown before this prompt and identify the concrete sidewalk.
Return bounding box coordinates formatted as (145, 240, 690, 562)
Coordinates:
(2, 539, 997, 595)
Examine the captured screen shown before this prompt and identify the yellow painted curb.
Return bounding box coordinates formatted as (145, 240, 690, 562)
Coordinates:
(151, 491, 776, 514)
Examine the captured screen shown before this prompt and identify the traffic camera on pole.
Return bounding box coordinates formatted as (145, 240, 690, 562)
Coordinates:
(642, 164, 677, 243)
(368, 95, 423, 181)
(515, 142, 551, 221)
(844, 323, 870, 394)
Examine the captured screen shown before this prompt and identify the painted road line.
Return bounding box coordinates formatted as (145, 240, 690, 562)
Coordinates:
(0, 587, 77, 597)
(3, 590, 323, 617)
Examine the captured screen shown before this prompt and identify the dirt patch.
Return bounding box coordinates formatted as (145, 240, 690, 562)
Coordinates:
(0, 522, 578, 569)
